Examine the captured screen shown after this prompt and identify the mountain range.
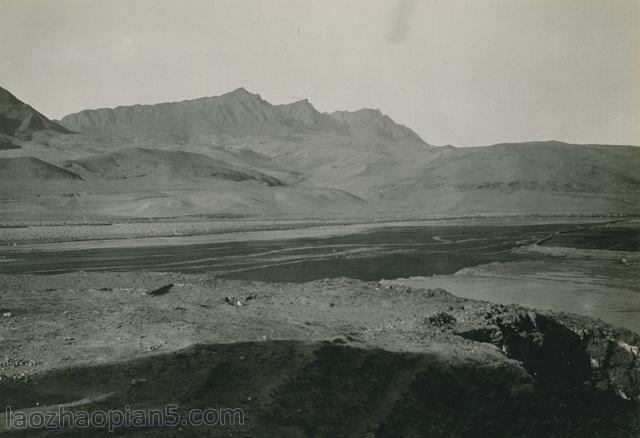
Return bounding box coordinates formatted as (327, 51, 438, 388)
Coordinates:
(59, 87, 425, 146)
(1, 85, 638, 220)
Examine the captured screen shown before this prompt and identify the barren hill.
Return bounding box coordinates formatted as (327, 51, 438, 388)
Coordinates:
(366, 141, 640, 215)
(63, 148, 284, 186)
(406, 141, 640, 193)
(0, 156, 83, 183)
(0, 87, 72, 145)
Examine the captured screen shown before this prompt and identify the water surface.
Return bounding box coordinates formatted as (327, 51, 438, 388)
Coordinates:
(1, 223, 582, 281)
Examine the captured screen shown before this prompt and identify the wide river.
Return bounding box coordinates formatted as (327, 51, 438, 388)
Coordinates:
(0, 223, 577, 279)
(3, 222, 638, 332)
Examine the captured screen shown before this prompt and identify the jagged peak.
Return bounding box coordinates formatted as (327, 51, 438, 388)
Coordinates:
(278, 98, 318, 112)
(223, 87, 261, 99)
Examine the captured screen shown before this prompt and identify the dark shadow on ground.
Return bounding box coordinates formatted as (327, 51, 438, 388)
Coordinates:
(1, 340, 638, 437)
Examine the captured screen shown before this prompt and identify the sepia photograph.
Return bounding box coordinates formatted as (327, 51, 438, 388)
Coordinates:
(0, 0, 639, 436)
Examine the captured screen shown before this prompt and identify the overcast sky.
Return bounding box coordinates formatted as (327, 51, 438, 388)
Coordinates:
(1, 0, 638, 146)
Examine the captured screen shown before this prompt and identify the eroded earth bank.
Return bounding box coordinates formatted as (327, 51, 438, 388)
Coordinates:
(0, 272, 638, 436)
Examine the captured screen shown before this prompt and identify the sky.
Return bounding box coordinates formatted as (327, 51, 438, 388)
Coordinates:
(0, 0, 638, 147)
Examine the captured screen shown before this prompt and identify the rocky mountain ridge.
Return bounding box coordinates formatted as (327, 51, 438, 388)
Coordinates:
(59, 87, 427, 146)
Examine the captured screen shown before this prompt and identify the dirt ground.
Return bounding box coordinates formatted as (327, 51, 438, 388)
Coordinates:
(1, 272, 639, 436)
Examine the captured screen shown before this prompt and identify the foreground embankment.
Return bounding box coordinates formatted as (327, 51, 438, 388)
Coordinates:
(0, 272, 638, 436)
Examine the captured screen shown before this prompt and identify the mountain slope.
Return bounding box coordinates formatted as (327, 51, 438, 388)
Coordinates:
(368, 141, 640, 215)
(386, 141, 640, 193)
(59, 88, 426, 146)
(3, 85, 639, 219)
(63, 148, 284, 186)
(0, 156, 83, 183)
(0, 87, 72, 142)
(0, 87, 377, 219)
(328, 108, 425, 144)
(275, 99, 349, 134)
